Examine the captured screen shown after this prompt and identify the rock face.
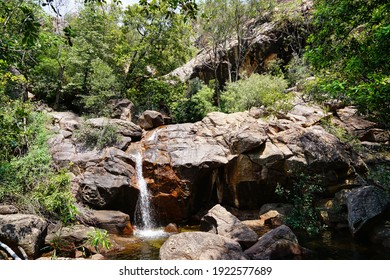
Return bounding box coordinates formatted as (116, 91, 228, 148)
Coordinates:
(0, 214, 47, 259)
(244, 225, 304, 260)
(345, 186, 389, 235)
(159, 232, 248, 260)
(167, 1, 312, 86)
(138, 110, 165, 130)
(138, 103, 365, 222)
(200, 204, 258, 248)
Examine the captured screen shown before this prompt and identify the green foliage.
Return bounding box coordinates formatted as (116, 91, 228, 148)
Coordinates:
(221, 74, 290, 113)
(306, 0, 390, 126)
(275, 174, 324, 235)
(0, 111, 77, 224)
(87, 228, 112, 253)
(285, 53, 312, 87)
(74, 122, 121, 150)
(320, 117, 362, 152)
(367, 164, 390, 197)
(33, 170, 77, 224)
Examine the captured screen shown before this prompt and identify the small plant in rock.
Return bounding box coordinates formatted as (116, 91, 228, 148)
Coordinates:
(87, 229, 112, 253)
(74, 123, 121, 150)
(275, 173, 325, 235)
(367, 164, 390, 198)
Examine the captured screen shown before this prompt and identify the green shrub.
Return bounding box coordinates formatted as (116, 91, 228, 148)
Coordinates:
(275, 173, 324, 235)
(367, 164, 390, 197)
(221, 74, 290, 113)
(0, 111, 77, 224)
(285, 53, 312, 87)
(74, 122, 121, 150)
(87, 228, 112, 253)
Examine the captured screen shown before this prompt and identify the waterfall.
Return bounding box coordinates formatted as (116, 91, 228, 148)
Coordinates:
(133, 151, 167, 239)
(134, 151, 154, 230)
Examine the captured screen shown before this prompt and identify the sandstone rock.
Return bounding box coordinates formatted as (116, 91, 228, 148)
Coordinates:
(160, 232, 248, 260)
(345, 185, 389, 235)
(0, 205, 18, 215)
(138, 110, 164, 130)
(200, 204, 258, 248)
(45, 224, 95, 257)
(85, 117, 142, 139)
(259, 210, 284, 226)
(244, 225, 304, 260)
(48, 111, 82, 132)
(0, 214, 47, 259)
(90, 253, 105, 260)
(110, 99, 134, 121)
(83, 210, 133, 235)
(164, 223, 179, 233)
(78, 167, 139, 215)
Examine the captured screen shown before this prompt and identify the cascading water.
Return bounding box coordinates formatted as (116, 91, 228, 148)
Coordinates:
(133, 150, 167, 239)
(134, 151, 154, 230)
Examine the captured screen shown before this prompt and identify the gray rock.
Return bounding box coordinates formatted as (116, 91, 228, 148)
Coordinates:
(0, 205, 18, 215)
(200, 204, 258, 248)
(244, 225, 304, 260)
(160, 232, 248, 260)
(346, 185, 389, 235)
(82, 210, 133, 235)
(138, 110, 164, 130)
(0, 214, 47, 259)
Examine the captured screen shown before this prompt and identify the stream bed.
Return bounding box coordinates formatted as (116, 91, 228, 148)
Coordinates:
(105, 226, 389, 260)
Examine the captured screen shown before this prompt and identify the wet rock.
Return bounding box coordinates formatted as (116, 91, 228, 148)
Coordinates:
(160, 232, 248, 260)
(346, 185, 389, 235)
(164, 223, 179, 233)
(138, 110, 164, 130)
(244, 225, 305, 260)
(0, 214, 47, 259)
(200, 204, 258, 248)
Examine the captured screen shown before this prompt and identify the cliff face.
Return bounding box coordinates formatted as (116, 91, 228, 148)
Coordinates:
(168, 1, 313, 86)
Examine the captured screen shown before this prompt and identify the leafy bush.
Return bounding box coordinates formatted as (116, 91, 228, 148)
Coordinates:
(285, 53, 312, 87)
(367, 164, 390, 197)
(87, 229, 112, 253)
(73, 122, 121, 150)
(221, 74, 290, 113)
(275, 174, 324, 235)
(0, 111, 77, 224)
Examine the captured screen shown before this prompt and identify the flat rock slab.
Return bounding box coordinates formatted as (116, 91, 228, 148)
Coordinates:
(160, 232, 248, 260)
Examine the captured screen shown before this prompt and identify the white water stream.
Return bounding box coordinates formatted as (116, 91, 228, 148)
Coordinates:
(133, 151, 167, 239)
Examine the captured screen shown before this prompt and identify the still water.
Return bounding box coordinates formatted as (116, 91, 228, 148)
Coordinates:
(105, 226, 389, 260)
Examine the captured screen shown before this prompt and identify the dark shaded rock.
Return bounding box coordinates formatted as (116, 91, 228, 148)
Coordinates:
(370, 221, 390, 249)
(0, 214, 47, 259)
(200, 204, 258, 248)
(138, 110, 164, 130)
(78, 167, 139, 215)
(244, 225, 305, 260)
(160, 232, 248, 260)
(346, 185, 389, 235)
(110, 98, 134, 121)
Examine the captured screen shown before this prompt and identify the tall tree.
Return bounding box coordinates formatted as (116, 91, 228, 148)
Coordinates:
(306, 0, 390, 125)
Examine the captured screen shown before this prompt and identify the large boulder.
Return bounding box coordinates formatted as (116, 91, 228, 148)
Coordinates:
(109, 99, 134, 121)
(0, 214, 47, 259)
(345, 185, 389, 235)
(82, 210, 133, 235)
(138, 110, 164, 130)
(244, 225, 305, 260)
(200, 204, 258, 248)
(160, 232, 248, 260)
